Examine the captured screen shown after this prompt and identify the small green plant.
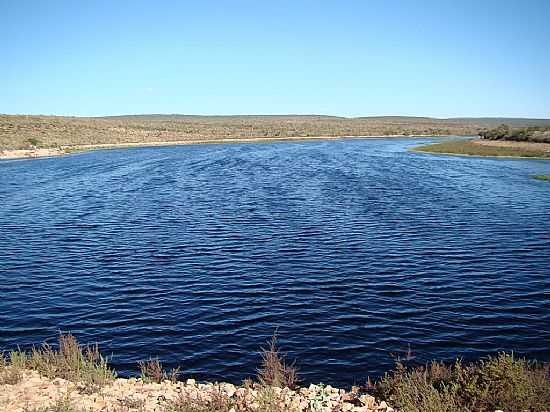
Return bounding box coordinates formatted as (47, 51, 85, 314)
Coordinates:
(531, 174, 550, 181)
(255, 385, 287, 412)
(27, 137, 41, 148)
(138, 357, 180, 383)
(9, 349, 28, 369)
(308, 383, 331, 411)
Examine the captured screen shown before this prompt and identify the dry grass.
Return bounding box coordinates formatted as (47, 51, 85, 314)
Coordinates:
(138, 357, 180, 383)
(162, 384, 287, 412)
(6, 333, 115, 392)
(0, 114, 515, 150)
(163, 387, 235, 412)
(0, 352, 23, 385)
(257, 332, 298, 389)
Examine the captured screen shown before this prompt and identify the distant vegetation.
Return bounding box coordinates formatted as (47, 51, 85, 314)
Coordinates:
(413, 140, 550, 159)
(479, 124, 550, 143)
(2, 114, 550, 150)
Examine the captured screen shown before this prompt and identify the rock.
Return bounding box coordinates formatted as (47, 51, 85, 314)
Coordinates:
(341, 402, 354, 411)
(1, 368, 395, 412)
(359, 394, 375, 407)
(378, 400, 389, 410)
(223, 383, 236, 397)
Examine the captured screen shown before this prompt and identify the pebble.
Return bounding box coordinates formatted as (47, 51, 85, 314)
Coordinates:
(0, 369, 389, 411)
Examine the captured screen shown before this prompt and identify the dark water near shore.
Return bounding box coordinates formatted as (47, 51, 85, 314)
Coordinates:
(1, 137, 549, 386)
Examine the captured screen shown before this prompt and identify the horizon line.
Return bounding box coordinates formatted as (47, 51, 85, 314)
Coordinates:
(2, 113, 550, 121)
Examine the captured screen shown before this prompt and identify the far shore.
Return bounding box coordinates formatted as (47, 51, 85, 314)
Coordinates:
(413, 138, 550, 160)
(0, 134, 442, 161)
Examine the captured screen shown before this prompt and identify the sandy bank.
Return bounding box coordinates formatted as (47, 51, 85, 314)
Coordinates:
(0, 147, 66, 160)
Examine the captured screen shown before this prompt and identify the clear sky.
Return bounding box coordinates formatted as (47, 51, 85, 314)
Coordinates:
(2, 0, 549, 118)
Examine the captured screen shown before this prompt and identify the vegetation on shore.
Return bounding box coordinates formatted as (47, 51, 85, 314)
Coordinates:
(413, 139, 550, 159)
(376, 355, 550, 412)
(1, 333, 549, 411)
(479, 124, 550, 143)
(2, 114, 550, 151)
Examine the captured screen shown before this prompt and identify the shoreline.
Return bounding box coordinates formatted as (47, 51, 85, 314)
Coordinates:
(0, 369, 388, 412)
(412, 139, 550, 160)
(2, 335, 548, 411)
(412, 148, 550, 160)
(0, 134, 445, 161)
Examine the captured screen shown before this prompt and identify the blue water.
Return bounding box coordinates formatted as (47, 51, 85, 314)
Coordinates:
(1, 137, 549, 387)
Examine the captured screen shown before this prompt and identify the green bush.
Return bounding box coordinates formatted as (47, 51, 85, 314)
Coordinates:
(376, 353, 550, 412)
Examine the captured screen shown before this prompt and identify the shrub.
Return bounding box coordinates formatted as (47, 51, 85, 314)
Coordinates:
(0, 352, 23, 385)
(376, 353, 550, 412)
(27, 137, 41, 148)
(24, 333, 115, 390)
(256, 332, 298, 389)
(138, 357, 180, 383)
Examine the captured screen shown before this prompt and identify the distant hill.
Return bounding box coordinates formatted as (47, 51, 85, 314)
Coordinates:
(2, 114, 550, 150)
(449, 117, 550, 127)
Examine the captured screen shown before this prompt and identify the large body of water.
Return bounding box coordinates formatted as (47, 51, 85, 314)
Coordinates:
(1, 137, 549, 386)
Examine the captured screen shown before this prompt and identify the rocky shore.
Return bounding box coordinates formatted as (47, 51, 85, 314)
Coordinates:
(1, 369, 392, 412)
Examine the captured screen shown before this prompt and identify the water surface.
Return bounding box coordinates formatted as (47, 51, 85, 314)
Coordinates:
(1, 137, 549, 386)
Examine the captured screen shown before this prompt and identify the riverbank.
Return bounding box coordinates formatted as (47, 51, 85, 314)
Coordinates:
(1, 113, 524, 152)
(0, 370, 389, 412)
(0, 147, 66, 160)
(413, 139, 550, 159)
(0, 134, 436, 161)
(2, 334, 549, 411)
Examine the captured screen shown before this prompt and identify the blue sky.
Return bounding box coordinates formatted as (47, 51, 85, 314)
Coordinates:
(1, 0, 549, 118)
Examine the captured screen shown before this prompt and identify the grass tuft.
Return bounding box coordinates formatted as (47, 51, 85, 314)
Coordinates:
(531, 174, 550, 181)
(7, 333, 115, 391)
(0, 352, 23, 385)
(162, 384, 286, 412)
(138, 357, 180, 383)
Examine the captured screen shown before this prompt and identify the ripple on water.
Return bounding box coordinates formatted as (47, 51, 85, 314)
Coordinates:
(0, 138, 549, 386)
